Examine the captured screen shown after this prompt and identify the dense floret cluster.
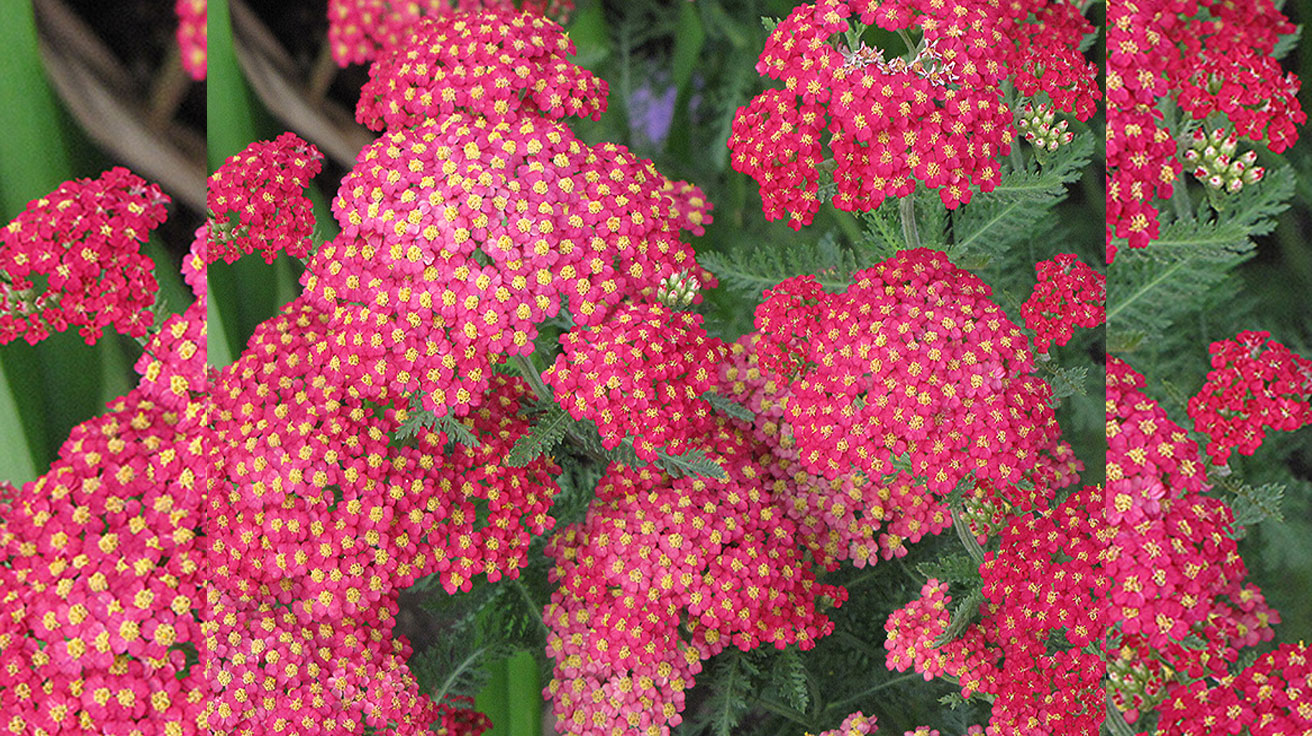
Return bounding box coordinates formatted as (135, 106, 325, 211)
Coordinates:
(1020, 253, 1105, 354)
(728, 0, 1098, 228)
(544, 304, 725, 460)
(755, 249, 1061, 503)
(545, 426, 847, 736)
(1155, 641, 1312, 735)
(328, 0, 574, 67)
(1186, 330, 1312, 466)
(208, 133, 325, 264)
(1106, 0, 1304, 256)
(355, 11, 605, 130)
(0, 391, 206, 735)
(0, 168, 169, 345)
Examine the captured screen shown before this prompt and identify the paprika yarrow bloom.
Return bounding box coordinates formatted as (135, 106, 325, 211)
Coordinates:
(757, 249, 1063, 506)
(355, 10, 604, 131)
(328, 0, 574, 67)
(1186, 330, 1312, 467)
(208, 132, 325, 264)
(0, 168, 169, 345)
(728, 0, 1098, 228)
(544, 303, 725, 460)
(1020, 253, 1105, 354)
(1106, 0, 1304, 256)
(545, 422, 846, 736)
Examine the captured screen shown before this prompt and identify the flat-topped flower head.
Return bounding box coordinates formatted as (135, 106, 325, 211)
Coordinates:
(545, 303, 726, 460)
(728, 0, 1098, 228)
(208, 132, 324, 264)
(0, 168, 168, 345)
(764, 249, 1061, 502)
(356, 9, 605, 131)
(1021, 253, 1105, 354)
(328, 0, 575, 67)
(1187, 330, 1312, 466)
(545, 422, 846, 736)
(306, 108, 709, 417)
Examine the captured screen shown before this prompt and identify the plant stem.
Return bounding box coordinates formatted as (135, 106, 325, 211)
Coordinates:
(899, 195, 921, 249)
(827, 672, 923, 709)
(897, 28, 917, 55)
(750, 694, 816, 730)
(512, 353, 552, 401)
(953, 505, 986, 566)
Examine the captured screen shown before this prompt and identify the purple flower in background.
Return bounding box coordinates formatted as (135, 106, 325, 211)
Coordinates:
(628, 80, 677, 149)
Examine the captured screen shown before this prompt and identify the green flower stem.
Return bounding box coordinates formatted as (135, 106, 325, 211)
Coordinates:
(897, 28, 918, 55)
(512, 354, 552, 402)
(899, 195, 921, 249)
(953, 505, 986, 566)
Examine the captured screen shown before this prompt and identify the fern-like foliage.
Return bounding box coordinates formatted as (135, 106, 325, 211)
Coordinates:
(700, 231, 860, 298)
(933, 587, 985, 647)
(916, 552, 983, 586)
(949, 130, 1094, 265)
(697, 650, 762, 736)
(646, 445, 728, 480)
(701, 390, 756, 422)
(1216, 480, 1286, 530)
(1108, 164, 1294, 354)
(1043, 364, 1089, 407)
(394, 406, 480, 447)
(507, 404, 570, 467)
(767, 647, 811, 714)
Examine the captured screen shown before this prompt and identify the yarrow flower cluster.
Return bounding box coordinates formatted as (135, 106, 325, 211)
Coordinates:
(354, 11, 605, 131)
(727, 0, 1098, 228)
(328, 0, 574, 67)
(0, 168, 168, 345)
(0, 383, 206, 735)
(1106, 0, 1304, 256)
(1020, 253, 1105, 354)
(175, 0, 206, 81)
(884, 578, 958, 680)
(544, 303, 725, 460)
(208, 132, 325, 264)
(306, 10, 710, 418)
(1155, 641, 1312, 736)
(1104, 356, 1281, 722)
(755, 249, 1063, 506)
(1186, 330, 1312, 467)
(545, 426, 846, 736)
(721, 333, 992, 569)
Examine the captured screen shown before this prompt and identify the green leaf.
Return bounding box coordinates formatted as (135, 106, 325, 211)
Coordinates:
(769, 647, 810, 713)
(916, 553, 983, 585)
(1044, 364, 1089, 406)
(703, 651, 761, 736)
(701, 390, 756, 422)
(507, 404, 569, 466)
(394, 406, 481, 448)
(952, 130, 1093, 260)
(933, 587, 985, 647)
(1107, 165, 1294, 353)
(1224, 481, 1286, 528)
(701, 231, 858, 297)
(649, 447, 727, 481)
